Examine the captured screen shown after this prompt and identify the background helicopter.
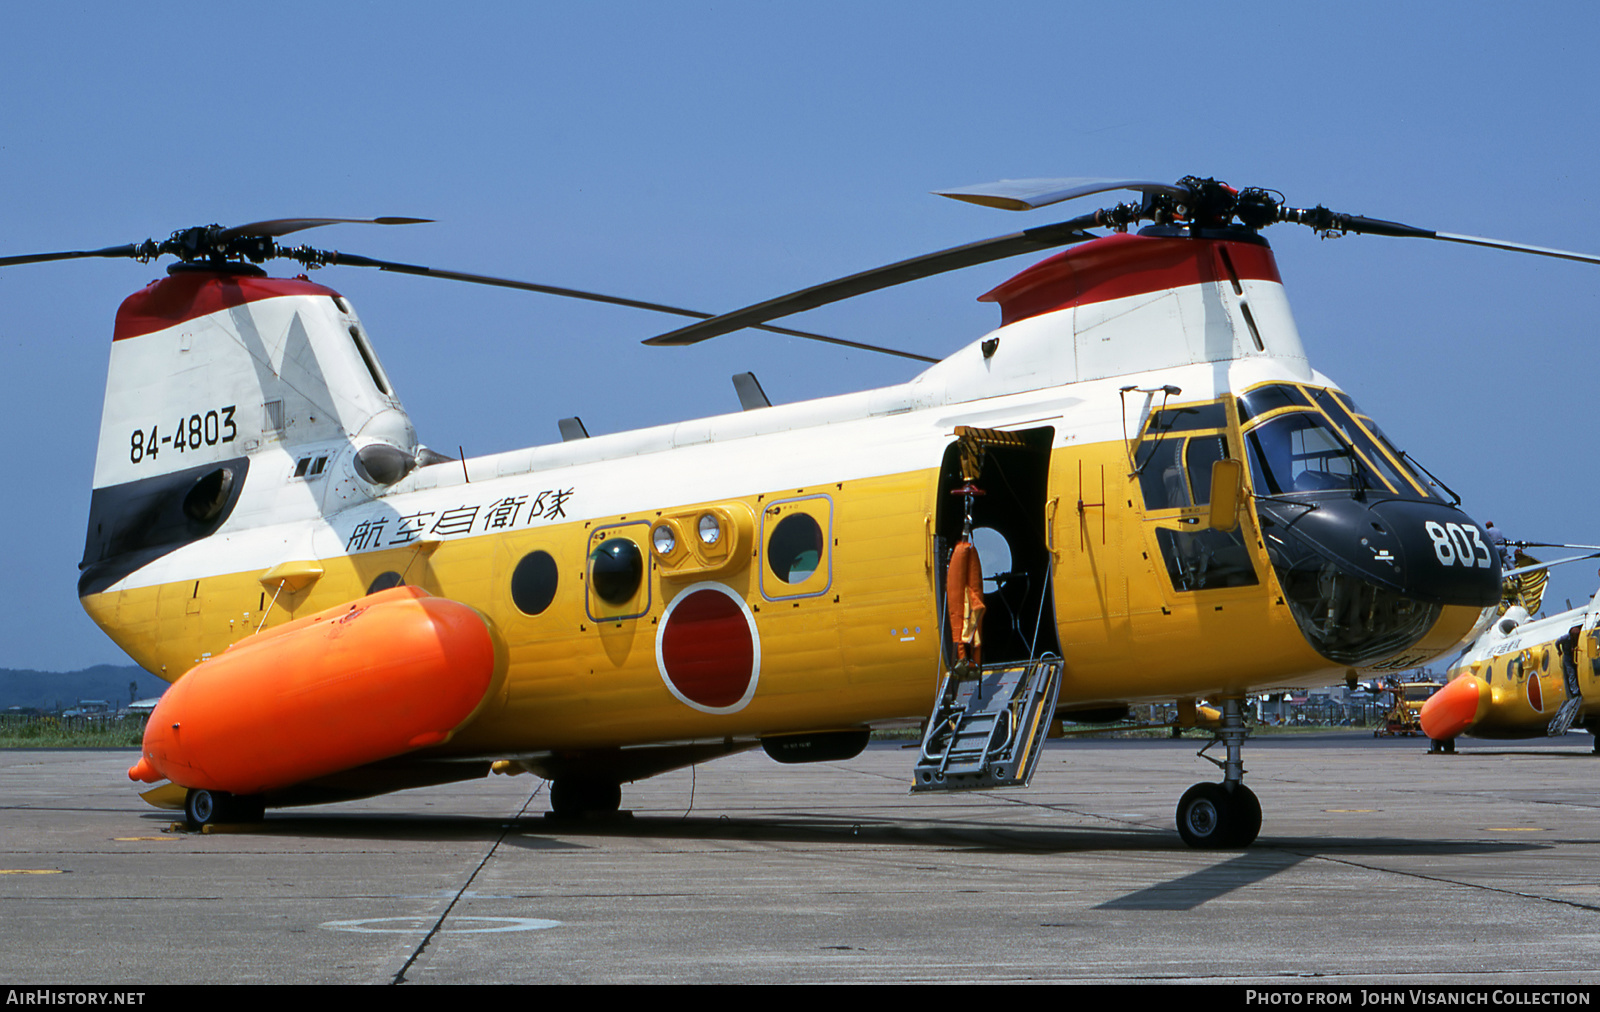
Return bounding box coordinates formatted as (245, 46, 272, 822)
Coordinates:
(1421, 545, 1600, 751)
(3, 3, 1598, 707)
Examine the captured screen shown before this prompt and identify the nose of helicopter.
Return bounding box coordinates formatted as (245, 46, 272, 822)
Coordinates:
(1419, 675, 1486, 740)
(1256, 496, 1502, 667)
(1266, 496, 1502, 605)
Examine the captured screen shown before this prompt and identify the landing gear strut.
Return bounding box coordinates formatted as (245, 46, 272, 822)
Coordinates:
(1175, 698, 1261, 848)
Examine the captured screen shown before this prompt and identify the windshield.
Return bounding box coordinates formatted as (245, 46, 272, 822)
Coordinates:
(1238, 384, 1439, 501)
(1307, 389, 1434, 499)
(1244, 411, 1383, 495)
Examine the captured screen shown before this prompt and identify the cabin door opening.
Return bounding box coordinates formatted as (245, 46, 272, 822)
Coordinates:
(934, 426, 1060, 667)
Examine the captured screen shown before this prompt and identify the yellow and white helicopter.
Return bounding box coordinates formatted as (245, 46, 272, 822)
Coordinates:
(1422, 548, 1600, 752)
(4, 176, 1591, 848)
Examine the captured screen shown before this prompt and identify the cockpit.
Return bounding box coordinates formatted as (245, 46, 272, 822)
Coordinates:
(1235, 382, 1497, 666)
(1239, 384, 1438, 502)
(1133, 382, 1499, 669)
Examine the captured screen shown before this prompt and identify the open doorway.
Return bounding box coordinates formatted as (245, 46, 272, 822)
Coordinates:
(934, 426, 1059, 667)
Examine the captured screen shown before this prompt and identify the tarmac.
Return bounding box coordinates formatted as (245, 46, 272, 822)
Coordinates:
(3, 733, 1600, 985)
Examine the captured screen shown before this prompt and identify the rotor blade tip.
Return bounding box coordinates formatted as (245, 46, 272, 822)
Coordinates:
(935, 191, 1033, 211)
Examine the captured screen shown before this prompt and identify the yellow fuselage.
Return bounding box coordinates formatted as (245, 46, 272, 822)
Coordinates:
(82, 431, 1478, 756)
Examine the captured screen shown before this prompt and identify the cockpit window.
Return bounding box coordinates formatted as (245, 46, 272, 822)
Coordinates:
(1136, 432, 1230, 511)
(1142, 402, 1229, 436)
(1237, 384, 1442, 502)
(1305, 389, 1419, 496)
(1307, 389, 1438, 500)
(1237, 383, 1311, 423)
(1244, 412, 1384, 495)
(1184, 433, 1227, 504)
(1138, 437, 1190, 509)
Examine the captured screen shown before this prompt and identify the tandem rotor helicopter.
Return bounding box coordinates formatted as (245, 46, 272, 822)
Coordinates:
(5, 174, 1597, 848)
(1422, 547, 1600, 752)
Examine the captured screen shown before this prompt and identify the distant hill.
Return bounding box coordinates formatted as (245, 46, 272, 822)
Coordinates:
(0, 665, 167, 712)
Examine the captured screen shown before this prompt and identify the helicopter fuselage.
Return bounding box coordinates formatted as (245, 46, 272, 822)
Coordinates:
(87, 231, 1498, 783)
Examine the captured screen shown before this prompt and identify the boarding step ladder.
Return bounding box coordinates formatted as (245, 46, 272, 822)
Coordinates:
(911, 655, 1063, 793)
(1549, 695, 1583, 737)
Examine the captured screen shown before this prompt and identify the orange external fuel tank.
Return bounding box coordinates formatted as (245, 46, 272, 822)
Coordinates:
(128, 586, 503, 795)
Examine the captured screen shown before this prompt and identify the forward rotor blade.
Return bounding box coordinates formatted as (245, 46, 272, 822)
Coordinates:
(0, 243, 146, 268)
(1282, 207, 1600, 265)
(1430, 232, 1600, 266)
(645, 214, 1102, 347)
(315, 251, 939, 363)
(219, 217, 432, 240)
(936, 177, 1192, 212)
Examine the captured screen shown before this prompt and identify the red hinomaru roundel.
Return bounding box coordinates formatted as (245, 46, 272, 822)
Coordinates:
(655, 582, 761, 713)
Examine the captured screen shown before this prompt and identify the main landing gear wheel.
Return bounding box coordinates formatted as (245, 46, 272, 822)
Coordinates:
(183, 788, 218, 829)
(183, 788, 265, 829)
(1176, 782, 1261, 849)
(548, 778, 622, 818)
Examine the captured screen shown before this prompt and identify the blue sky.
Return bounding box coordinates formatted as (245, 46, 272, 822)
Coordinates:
(3, 2, 1598, 670)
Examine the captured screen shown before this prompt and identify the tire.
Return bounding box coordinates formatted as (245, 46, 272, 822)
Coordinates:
(1176, 783, 1232, 849)
(1176, 782, 1260, 849)
(549, 778, 622, 818)
(1223, 783, 1261, 847)
(183, 788, 266, 828)
(184, 788, 221, 829)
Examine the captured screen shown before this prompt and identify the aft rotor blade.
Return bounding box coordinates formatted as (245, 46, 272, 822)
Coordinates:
(1502, 552, 1600, 580)
(219, 217, 432, 240)
(645, 213, 1102, 347)
(936, 177, 1192, 211)
(315, 251, 939, 363)
(1511, 542, 1600, 552)
(0, 243, 147, 267)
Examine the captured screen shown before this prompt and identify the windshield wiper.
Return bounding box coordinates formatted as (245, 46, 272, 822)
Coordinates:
(1398, 450, 1461, 505)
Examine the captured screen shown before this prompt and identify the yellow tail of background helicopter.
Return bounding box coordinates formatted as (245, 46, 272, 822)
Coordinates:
(7, 176, 1596, 847)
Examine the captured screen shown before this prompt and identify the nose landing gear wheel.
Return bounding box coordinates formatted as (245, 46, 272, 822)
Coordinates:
(1176, 782, 1260, 849)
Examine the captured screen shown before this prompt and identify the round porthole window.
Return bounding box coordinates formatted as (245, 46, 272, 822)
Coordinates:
(589, 538, 643, 605)
(970, 526, 1011, 591)
(767, 513, 823, 584)
(511, 550, 559, 615)
(367, 571, 405, 594)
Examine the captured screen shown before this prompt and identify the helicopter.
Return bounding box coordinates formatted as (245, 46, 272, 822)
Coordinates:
(5, 175, 1593, 847)
(1421, 546, 1600, 752)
